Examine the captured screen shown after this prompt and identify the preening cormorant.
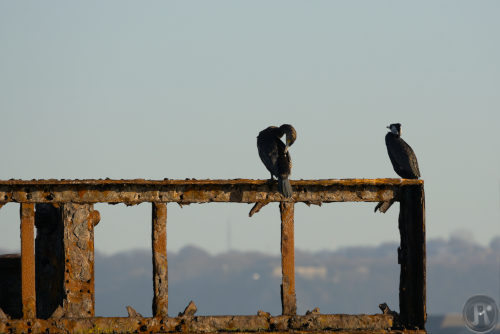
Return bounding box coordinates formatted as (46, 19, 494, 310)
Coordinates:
(375, 123, 420, 213)
(257, 124, 297, 198)
(385, 123, 420, 179)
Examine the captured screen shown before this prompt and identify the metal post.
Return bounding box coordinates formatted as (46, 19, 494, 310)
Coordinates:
(152, 202, 168, 317)
(280, 202, 296, 315)
(62, 203, 97, 317)
(398, 185, 426, 329)
(20, 203, 36, 319)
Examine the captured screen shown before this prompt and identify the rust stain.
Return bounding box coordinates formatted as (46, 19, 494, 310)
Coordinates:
(0, 314, 427, 334)
(280, 202, 296, 315)
(0, 178, 424, 187)
(77, 189, 86, 199)
(152, 202, 168, 317)
(0, 178, 421, 205)
(62, 203, 95, 318)
(88, 209, 100, 227)
(20, 203, 36, 319)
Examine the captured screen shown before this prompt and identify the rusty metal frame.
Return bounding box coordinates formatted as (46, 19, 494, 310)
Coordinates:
(0, 178, 425, 334)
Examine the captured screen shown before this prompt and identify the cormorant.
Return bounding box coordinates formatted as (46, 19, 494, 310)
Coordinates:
(257, 124, 297, 198)
(375, 123, 420, 213)
(385, 123, 420, 179)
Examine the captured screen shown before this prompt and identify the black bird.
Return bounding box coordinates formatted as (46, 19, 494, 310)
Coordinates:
(257, 124, 297, 198)
(375, 123, 420, 213)
(385, 123, 420, 179)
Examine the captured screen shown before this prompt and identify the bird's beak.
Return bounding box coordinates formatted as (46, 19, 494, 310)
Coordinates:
(386, 125, 390, 129)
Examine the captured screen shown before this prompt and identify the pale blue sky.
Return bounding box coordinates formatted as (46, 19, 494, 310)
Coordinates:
(1, 1, 499, 254)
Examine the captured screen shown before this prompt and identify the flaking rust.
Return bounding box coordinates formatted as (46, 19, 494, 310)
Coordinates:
(152, 202, 168, 317)
(20, 203, 36, 319)
(0, 178, 421, 205)
(280, 202, 296, 315)
(62, 203, 96, 318)
(0, 314, 428, 334)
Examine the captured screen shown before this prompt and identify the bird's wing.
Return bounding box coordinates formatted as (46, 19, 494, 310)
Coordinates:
(257, 126, 293, 179)
(397, 139, 420, 178)
(267, 143, 280, 175)
(405, 143, 421, 178)
(275, 140, 292, 178)
(258, 135, 280, 177)
(386, 135, 420, 178)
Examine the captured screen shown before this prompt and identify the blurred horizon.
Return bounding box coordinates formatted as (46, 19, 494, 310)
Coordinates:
(4, 232, 497, 317)
(0, 226, 498, 256)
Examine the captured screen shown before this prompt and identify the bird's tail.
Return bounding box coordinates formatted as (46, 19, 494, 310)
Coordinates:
(278, 177, 293, 198)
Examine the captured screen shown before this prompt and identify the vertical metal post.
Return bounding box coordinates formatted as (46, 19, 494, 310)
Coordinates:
(152, 202, 168, 317)
(280, 202, 296, 315)
(398, 185, 426, 329)
(62, 203, 97, 317)
(20, 203, 36, 319)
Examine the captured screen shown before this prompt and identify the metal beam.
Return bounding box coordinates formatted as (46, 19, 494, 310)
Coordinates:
(0, 179, 422, 205)
(0, 314, 406, 333)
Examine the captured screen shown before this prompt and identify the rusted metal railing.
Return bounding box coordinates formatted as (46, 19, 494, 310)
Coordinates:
(0, 178, 426, 334)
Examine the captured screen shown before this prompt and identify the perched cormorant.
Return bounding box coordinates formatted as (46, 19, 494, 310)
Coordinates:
(375, 123, 420, 213)
(257, 124, 297, 198)
(385, 123, 420, 179)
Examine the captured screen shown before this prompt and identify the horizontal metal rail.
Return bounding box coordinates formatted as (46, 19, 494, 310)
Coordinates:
(0, 314, 427, 334)
(0, 178, 422, 205)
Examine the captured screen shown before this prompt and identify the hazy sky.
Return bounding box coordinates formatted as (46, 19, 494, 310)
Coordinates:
(1, 1, 499, 255)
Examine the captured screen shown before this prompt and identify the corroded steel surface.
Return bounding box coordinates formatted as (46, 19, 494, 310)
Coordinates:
(0, 178, 424, 186)
(0, 179, 426, 333)
(280, 202, 296, 315)
(62, 204, 96, 317)
(0, 178, 423, 205)
(0, 314, 407, 333)
(152, 203, 168, 317)
(20, 203, 36, 319)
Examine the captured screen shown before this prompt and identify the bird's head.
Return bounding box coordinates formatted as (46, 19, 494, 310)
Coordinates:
(387, 123, 401, 136)
(280, 124, 297, 149)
